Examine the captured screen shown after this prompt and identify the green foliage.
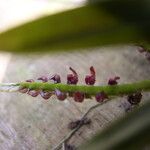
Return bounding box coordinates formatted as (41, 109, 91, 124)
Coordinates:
(79, 101, 150, 150)
(0, 0, 149, 53)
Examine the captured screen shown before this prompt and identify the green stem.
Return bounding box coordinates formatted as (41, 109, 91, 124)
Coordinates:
(20, 80, 150, 96)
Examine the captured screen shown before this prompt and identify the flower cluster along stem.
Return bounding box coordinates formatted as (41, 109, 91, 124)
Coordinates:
(19, 80, 150, 97)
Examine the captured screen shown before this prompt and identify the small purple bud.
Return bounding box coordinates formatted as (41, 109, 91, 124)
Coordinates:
(37, 76, 48, 82)
(18, 87, 28, 93)
(73, 91, 84, 103)
(85, 66, 96, 85)
(127, 92, 142, 105)
(40, 91, 52, 100)
(95, 91, 108, 102)
(67, 67, 78, 84)
(55, 89, 67, 101)
(50, 74, 61, 83)
(26, 79, 34, 82)
(108, 76, 120, 85)
(27, 90, 39, 97)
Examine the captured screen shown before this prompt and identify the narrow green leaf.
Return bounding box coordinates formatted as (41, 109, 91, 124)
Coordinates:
(79, 101, 150, 150)
(0, 0, 149, 53)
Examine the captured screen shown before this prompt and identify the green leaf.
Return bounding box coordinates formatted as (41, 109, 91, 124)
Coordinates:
(0, 0, 149, 53)
(79, 101, 150, 150)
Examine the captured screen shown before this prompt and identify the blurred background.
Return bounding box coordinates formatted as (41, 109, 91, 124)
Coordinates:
(0, 0, 150, 150)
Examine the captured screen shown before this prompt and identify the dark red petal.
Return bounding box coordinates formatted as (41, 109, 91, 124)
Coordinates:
(73, 91, 84, 103)
(90, 66, 95, 76)
(18, 87, 28, 93)
(40, 91, 52, 100)
(67, 67, 78, 85)
(28, 90, 39, 97)
(95, 91, 108, 102)
(50, 74, 61, 83)
(69, 67, 77, 75)
(55, 89, 67, 101)
(85, 66, 96, 85)
(108, 76, 120, 85)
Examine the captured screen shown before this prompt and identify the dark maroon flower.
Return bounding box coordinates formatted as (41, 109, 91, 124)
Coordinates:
(37, 76, 48, 82)
(67, 67, 78, 84)
(95, 91, 108, 102)
(18, 86, 28, 93)
(85, 66, 96, 85)
(127, 92, 142, 105)
(40, 91, 52, 100)
(55, 89, 67, 101)
(26, 79, 34, 82)
(73, 91, 84, 103)
(50, 74, 61, 83)
(27, 89, 39, 97)
(145, 52, 150, 62)
(108, 76, 120, 85)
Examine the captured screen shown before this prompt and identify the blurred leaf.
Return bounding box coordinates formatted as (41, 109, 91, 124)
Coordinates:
(0, 0, 149, 53)
(79, 101, 150, 150)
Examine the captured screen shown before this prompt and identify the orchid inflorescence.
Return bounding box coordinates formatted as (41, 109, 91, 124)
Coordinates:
(19, 66, 142, 104)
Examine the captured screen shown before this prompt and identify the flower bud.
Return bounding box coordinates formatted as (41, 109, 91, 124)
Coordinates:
(40, 91, 52, 100)
(27, 89, 39, 97)
(67, 67, 78, 84)
(95, 91, 108, 102)
(55, 89, 67, 101)
(50, 74, 61, 83)
(108, 76, 120, 85)
(85, 66, 96, 85)
(18, 86, 28, 93)
(73, 91, 84, 103)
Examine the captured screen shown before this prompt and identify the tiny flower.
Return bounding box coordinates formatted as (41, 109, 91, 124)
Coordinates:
(40, 91, 52, 100)
(50, 74, 61, 83)
(55, 89, 67, 101)
(73, 91, 84, 103)
(26, 79, 34, 82)
(27, 89, 39, 97)
(37, 76, 48, 82)
(18, 86, 28, 93)
(85, 66, 96, 85)
(95, 91, 108, 102)
(127, 92, 142, 105)
(67, 67, 78, 84)
(108, 76, 120, 85)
